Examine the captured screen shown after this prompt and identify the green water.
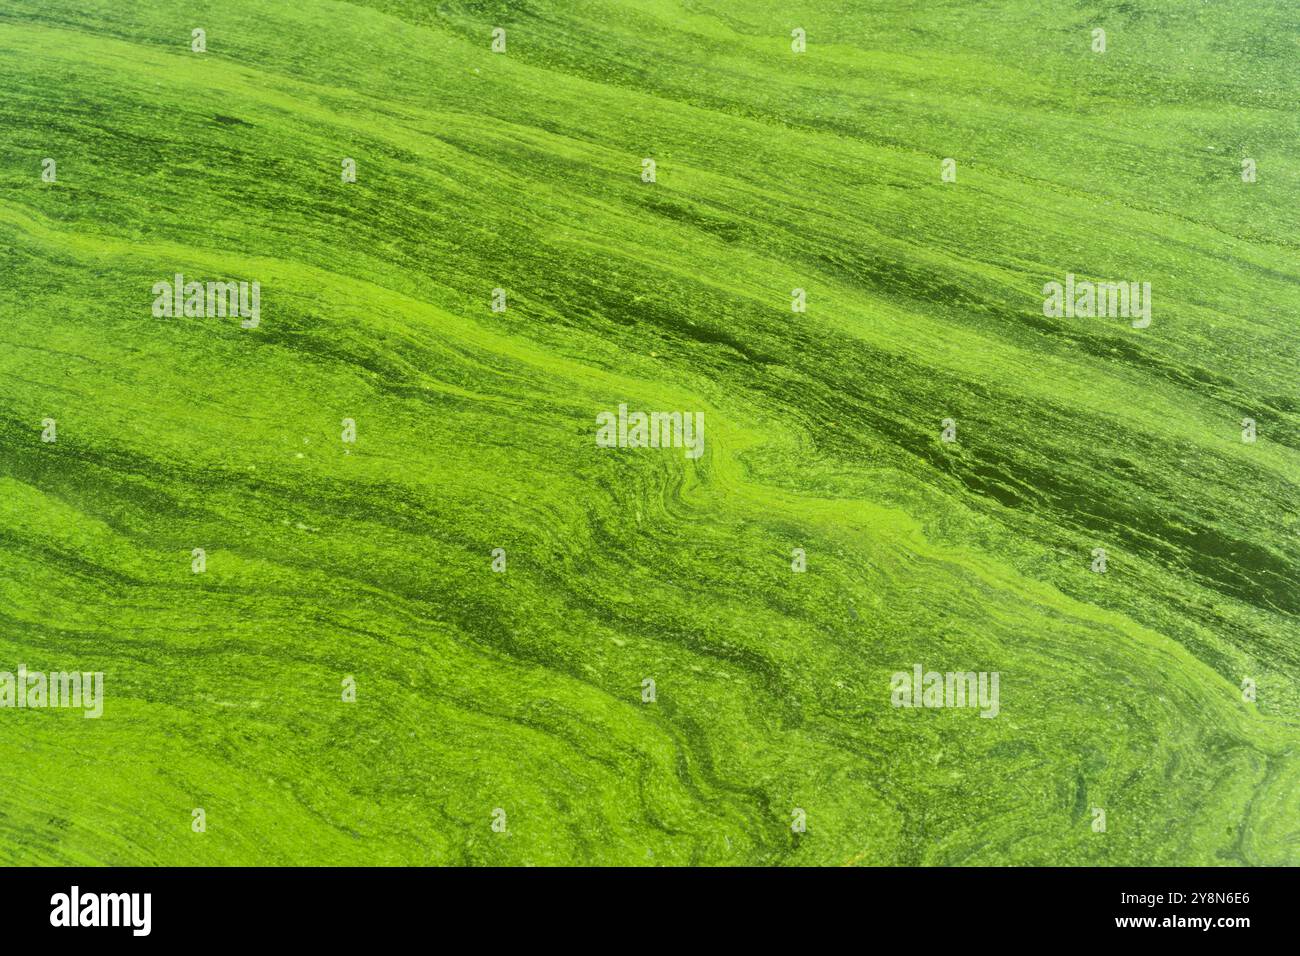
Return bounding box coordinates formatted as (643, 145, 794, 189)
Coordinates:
(0, 1, 1296, 865)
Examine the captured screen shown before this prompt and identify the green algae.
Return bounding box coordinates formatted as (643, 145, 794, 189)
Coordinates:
(0, 0, 1296, 866)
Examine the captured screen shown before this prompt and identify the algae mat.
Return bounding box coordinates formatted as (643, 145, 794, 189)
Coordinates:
(0, 1, 1297, 866)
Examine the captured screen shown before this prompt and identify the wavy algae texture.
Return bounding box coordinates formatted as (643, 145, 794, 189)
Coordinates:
(0, 0, 1298, 866)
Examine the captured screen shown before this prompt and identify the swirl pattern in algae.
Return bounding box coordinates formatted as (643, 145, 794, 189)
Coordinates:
(0, 1, 1296, 865)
